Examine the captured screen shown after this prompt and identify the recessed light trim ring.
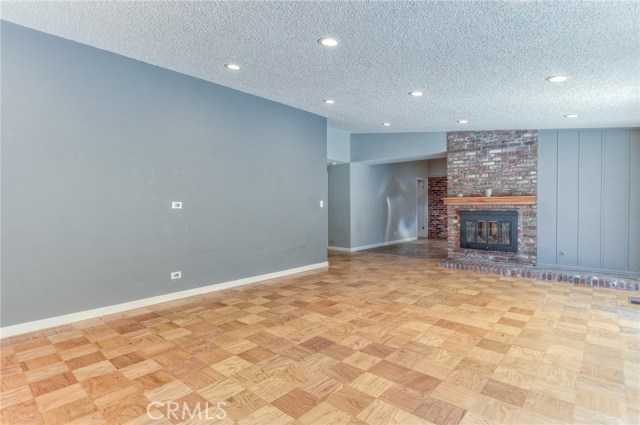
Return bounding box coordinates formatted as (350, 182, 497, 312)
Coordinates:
(319, 37, 338, 47)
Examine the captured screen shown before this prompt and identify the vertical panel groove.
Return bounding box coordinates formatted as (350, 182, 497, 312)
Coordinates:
(555, 132, 559, 265)
(628, 130, 631, 270)
(576, 133, 581, 263)
(600, 133, 605, 268)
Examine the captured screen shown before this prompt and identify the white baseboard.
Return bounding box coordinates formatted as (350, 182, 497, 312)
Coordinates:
(0, 261, 328, 339)
(327, 246, 352, 252)
(328, 237, 417, 253)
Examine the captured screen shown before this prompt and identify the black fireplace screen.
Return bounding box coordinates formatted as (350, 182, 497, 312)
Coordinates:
(460, 211, 517, 252)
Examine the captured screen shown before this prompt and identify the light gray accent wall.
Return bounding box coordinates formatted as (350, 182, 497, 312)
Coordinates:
(578, 131, 603, 268)
(537, 128, 639, 273)
(327, 126, 350, 163)
(350, 132, 446, 164)
(556, 131, 579, 266)
(537, 131, 558, 266)
(602, 130, 630, 271)
(350, 161, 429, 248)
(428, 158, 447, 177)
(630, 130, 640, 272)
(1, 22, 328, 326)
(328, 164, 350, 248)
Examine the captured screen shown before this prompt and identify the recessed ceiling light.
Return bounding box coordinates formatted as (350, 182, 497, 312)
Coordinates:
(546, 75, 568, 82)
(319, 37, 338, 47)
(323, 99, 335, 104)
(564, 114, 580, 118)
(409, 91, 424, 97)
(382, 122, 392, 127)
(225, 63, 241, 70)
(457, 120, 468, 124)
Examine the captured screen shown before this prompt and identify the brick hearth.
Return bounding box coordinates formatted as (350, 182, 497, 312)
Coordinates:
(438, 258, 640, 291)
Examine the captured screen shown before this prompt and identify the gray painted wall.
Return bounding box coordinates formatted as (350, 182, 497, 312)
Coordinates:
(327, 164, 351, 248)
(327, 127, 350, 163)
(538, 128, 640, 273)
(1, 22, 328, 326)
(428, 158, 447, 177)
(350, 161, 429, 248)
(350, 132, 446, 163)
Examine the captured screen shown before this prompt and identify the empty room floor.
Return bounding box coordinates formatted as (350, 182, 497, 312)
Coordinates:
(1, 252, 638, 425)
(362, 238, 448, 259)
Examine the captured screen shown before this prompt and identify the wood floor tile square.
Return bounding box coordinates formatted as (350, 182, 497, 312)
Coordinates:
(379, 384, 425, 412)
(0, 399, 43, 425)
(414, 395, 467, 425)
(468, 394, 520, 425)
(272, 388, 318, 419)
(326, 385, 375, 417)
(342, 351, 383, 371)
(130, 371, 175, 394)
(35, 383, 87, 412)
(400, 371, 441, 395)
(222, 389, 267, 421)
(236, 346, 274, 364)
(210, 356, 252, 377)
(299, 375, 343, 401)
(236, 404, 294, 425)
(199, 377, 245, 402)
(357, 399, 416, 425)
(29, 372, 78, 398)
(523, 390, 575, 422)
(350, 372, 394, 398)
(324, 361, 365, 384)
(431, 382, 478, 410)
(320, 343, 356, 360)
(99, 392, 149, 425)
(1, 385, 33, 410)
(298, 401, 352, 425)
(480, 379, 529, 407)
(248, 376, 297, 402)
(81, 371, 129, 399)
(40, 397, 97, 425)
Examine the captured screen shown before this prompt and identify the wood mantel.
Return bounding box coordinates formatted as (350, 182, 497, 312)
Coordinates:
(443, 196, 536, 205)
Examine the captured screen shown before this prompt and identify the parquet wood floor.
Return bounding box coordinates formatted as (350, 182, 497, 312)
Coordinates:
(1, 251, 639, 424)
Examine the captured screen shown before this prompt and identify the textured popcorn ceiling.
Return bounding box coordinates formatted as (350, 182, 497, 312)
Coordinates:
(2, 1, 639, 133)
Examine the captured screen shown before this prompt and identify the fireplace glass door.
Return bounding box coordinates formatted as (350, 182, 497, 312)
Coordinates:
(460, 211, 517, 252)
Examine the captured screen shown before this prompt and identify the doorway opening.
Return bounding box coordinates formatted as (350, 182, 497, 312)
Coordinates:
(417, 179, 428, 238)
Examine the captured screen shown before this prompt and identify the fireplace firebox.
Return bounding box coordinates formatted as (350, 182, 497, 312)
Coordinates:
(460, 211, 517, 252)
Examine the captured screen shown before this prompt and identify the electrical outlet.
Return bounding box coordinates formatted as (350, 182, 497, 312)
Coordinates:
(172, 202, 182, 209)
(170, 271, 182, 279)
(320, 200, 324, 208)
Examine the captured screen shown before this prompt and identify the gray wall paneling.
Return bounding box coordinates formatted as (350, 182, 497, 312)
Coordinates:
(538, 128, 639, 273)
(537, 131, 558, 265)
(602, 130, 630, 271)
(556, 131, 579, 266)
(630, 129, 640, 272)
(577, 130, 602, 268)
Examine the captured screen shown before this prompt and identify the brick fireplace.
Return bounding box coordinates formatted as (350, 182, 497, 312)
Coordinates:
(445, 130, 537, 265)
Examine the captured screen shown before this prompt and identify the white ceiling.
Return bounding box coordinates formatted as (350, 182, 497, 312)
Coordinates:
(2, 1, 639, 133)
